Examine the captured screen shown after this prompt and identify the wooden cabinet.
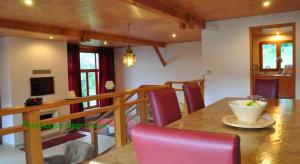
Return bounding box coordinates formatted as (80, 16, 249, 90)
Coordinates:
(252, 75, 295, 98)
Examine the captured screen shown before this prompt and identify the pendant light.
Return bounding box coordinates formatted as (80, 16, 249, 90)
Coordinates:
(123, 24, 136, 67)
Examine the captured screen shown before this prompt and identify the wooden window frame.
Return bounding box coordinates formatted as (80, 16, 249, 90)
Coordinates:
(80, 50, 100, 109)
(259, 40, 293, 71)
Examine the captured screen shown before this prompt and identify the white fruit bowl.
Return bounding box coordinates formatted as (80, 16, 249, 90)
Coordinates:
(228, 100, 267, 123)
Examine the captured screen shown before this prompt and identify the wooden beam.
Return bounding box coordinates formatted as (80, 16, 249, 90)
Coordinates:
(123, 0, 205, 28)
(0, 18, 80, 37)
(0, 18, 166, 47)
(84, 31, 165, 47)
(153, 46, 166, 67)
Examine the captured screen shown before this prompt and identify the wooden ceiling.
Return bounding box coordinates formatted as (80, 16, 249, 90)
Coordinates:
(156, 0, 300, 21)
(0, 0, 299, 47)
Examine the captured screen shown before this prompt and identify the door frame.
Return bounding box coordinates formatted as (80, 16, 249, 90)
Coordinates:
(0, 101, 2, 144)
(249, 22, 296, 97)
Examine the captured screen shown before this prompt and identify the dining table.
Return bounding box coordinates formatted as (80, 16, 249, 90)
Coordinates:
(89, 97, 300, 164)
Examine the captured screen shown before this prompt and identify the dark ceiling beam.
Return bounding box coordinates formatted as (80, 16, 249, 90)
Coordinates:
(153, 46, 166, 67)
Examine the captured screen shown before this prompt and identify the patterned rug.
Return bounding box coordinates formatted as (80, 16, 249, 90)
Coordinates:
(20, 132, 86, 151)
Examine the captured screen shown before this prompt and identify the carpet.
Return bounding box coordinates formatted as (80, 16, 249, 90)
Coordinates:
(20, 132, 86, 151)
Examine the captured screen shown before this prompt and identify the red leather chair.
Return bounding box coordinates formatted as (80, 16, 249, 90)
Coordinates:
(254, 79, 279, 99)
(132, 124, 240, 164)
(183, 82, 205, 113)
(148, 88, 181, 127)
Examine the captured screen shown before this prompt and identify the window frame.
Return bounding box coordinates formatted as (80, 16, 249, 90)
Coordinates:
(80, 48, 100, 109)
(259, 40, 293, 71)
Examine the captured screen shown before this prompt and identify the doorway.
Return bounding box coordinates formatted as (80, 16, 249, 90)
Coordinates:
(249, 23, 296, 98)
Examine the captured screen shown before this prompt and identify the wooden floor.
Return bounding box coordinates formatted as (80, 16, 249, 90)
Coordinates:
(0, 132, 114, 164)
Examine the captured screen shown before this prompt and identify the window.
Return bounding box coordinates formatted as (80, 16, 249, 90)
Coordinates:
(80, 52, 100, 109)
(261, 43, 277, 69)
(259, 41, 293, 71)
(281, 43, 293, 68)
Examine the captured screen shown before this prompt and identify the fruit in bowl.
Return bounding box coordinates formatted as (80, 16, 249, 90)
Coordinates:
(228, 100, 267, 123)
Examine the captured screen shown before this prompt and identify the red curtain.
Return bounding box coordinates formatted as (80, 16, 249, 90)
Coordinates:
(98, 47, 115, 107)
(67, 43, 84, 124)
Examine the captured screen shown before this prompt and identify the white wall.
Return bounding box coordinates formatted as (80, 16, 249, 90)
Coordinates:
(0, 36, 69, 146)
(115, 41, 204, 102)
(202, 10, 300, 104)
(0, 37, 15, 145)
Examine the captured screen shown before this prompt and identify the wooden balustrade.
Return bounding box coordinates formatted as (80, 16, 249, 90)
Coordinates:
(0, 79, 204, 164)
(165, 79, 204, 96)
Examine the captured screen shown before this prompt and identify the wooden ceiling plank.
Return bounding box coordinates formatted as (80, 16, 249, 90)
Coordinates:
(0, 18, 166, 47)
(153, 46, 166, 67)
(122, 0, 205, 28)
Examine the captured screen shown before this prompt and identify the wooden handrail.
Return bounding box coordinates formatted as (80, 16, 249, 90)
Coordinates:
(165, 79, 204, 92)
(88, 86, 144, 128)
(0, 80, 203, 164)
(125, 92, 137, 102)
(41, 105, 118, 125)
(124, 98, 148, 109)
(0, 85, 168, 117)
(164, 79, 204, 84)
(0, 93, 122, 116)
(0, 125, 27, 136)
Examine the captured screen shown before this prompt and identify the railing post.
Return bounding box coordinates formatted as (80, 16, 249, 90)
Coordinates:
(22, 110, 43, 164)
(138, 92, 148, 123)
(165, 82, 172, 88)
(114, 96, 126, 148)
(89, 126, 98, 155)
(183, 98, 189, 117)
(199, 80, 205, 98)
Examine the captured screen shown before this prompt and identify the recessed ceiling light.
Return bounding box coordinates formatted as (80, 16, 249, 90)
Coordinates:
(172, 33, 177, 38)
(262, 1, 271, 8)
(49, 36, 54, 40)
(104, 41, 108, 45)
(24, 0, 33, 6)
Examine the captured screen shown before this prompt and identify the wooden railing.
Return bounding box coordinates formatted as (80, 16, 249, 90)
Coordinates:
(165, 79, 205, 95)
(0, 79, 204, 164)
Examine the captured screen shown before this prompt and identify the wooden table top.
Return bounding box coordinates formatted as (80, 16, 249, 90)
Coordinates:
(90, 98, 300, 164)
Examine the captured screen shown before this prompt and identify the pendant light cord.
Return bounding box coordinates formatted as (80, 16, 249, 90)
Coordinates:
(128, 23, 130, 47)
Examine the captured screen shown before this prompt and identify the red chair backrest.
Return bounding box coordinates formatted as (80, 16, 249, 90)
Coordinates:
(183, 82, 205, 113)
(148, 88, 181, 127)
(132, 124, 240, 164)
(254, 79, 279, 99)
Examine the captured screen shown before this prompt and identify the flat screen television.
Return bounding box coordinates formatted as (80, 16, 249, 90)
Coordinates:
(30, 77, 54, 96)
